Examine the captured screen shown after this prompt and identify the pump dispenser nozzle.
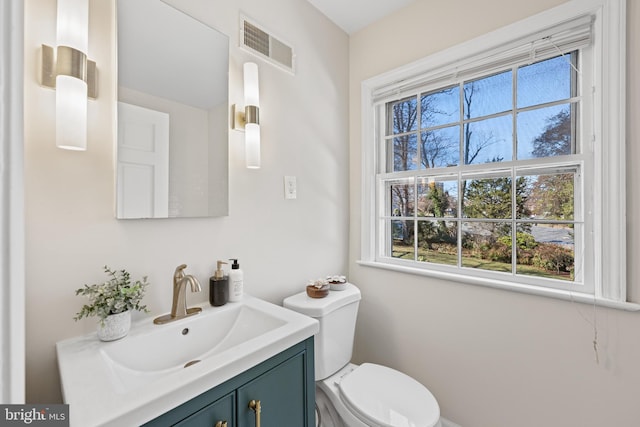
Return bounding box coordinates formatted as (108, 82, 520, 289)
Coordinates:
(214, 260, 227, 279)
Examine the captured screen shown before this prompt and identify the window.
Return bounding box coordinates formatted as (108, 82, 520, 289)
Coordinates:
(360, 0, 629, 306)
(384, 53, 585, 292)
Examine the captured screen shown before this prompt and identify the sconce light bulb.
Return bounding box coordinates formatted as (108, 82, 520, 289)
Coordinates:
(56, 74, 87, 151)
(241, 62, 260, 168)
(243, 63, 260, 107)
(57, 0, 88, 52)
(245, 123, 261, 169)
(55, 0, 89, 150)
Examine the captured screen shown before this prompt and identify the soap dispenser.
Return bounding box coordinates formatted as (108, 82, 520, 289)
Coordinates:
(228, 258, 243, 302)
(209, 260, 228, 306)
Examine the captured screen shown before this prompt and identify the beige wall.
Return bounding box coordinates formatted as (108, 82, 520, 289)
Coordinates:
(24, 0, 348, 403)
(349, 1, 640, 426)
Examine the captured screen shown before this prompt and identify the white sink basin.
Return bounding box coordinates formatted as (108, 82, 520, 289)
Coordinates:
(100, 303, 288, 393)
(103, 304, 286, 373)
(57, 295, 318, 427)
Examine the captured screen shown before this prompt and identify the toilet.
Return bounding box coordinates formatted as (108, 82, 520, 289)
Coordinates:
(284, 283, 442, 427)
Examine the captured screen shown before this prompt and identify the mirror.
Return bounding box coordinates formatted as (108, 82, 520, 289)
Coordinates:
(116, 0, 229, 218)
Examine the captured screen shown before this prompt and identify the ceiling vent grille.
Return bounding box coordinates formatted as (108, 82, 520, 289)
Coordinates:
(241, 17, 295, 74)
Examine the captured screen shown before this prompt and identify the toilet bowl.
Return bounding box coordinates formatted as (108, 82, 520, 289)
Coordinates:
(315, 383, 343, 427)
(318, 363, 441, 427)
(284, 283, 442, 427)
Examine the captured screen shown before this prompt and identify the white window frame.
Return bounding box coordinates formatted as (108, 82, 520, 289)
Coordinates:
(359, 0, 637, 310)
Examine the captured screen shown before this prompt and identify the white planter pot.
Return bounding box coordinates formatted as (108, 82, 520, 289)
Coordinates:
(97, 310, 131, 342)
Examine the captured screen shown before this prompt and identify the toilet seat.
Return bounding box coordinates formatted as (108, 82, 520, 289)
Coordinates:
(337, 363, 440, 427)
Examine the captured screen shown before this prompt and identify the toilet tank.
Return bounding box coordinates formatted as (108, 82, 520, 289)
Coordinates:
(283, 283, 361, 380)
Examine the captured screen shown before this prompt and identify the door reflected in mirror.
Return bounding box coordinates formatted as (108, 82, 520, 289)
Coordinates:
(117, 0, 229, 218)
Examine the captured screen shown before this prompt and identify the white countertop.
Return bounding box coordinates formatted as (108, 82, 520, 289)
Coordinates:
(56, 295, 318, 427)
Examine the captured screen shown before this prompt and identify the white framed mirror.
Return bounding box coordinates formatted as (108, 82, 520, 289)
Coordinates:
(116, 0, 229, 218)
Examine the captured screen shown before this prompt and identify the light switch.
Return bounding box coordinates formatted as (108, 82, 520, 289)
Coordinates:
(284, 176, 297, 199)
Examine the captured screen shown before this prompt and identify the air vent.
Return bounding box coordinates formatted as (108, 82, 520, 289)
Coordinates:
(241, 16, 295, 73)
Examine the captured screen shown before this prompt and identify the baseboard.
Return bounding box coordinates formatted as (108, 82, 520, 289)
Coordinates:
(441, 417, 462, 427)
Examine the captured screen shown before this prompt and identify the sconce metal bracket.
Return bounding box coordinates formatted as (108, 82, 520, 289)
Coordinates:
(231, 104, 260, 131)
(245, 105, 259, 125)
(41, 44, 98, 99)
(231, 104, 246, 131)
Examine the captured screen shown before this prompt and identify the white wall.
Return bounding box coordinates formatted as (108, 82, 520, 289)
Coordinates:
(349, 1, 640, 426)
(24, 0, 348, 403)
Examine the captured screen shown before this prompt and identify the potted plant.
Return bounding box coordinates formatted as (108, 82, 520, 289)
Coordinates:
(74, 266, 149, 341)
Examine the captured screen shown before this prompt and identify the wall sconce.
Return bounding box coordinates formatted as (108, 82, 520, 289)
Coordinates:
(232, 62, 261, 169)
(41, 0, 97, 151)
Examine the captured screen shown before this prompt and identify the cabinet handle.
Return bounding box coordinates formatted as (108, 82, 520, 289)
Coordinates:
(214, 422, 227, 427)
(249, 399, 261, 427)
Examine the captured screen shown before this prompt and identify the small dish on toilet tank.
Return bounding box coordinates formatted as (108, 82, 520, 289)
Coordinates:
(327, 275, 347, 291)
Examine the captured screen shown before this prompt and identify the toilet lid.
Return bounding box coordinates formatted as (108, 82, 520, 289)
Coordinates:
(338, 363, 440, 427)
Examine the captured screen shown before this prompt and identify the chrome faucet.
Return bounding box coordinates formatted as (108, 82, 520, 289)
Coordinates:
(154, 264, 203, 325)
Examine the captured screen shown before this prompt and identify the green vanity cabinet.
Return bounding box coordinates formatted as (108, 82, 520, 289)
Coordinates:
(174, 392, 234, 427)
(237, 350, 307, 426)
(143, 337, 315, 427)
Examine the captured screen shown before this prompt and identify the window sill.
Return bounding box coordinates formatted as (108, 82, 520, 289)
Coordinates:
(357, 260, 640, 312)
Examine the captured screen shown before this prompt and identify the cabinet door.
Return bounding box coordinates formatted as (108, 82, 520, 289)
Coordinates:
(173, 392, 235, 427)
(237, 352, 308, 427)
